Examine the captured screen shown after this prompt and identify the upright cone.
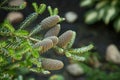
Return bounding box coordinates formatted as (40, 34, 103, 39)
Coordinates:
(41, 58, 64, 70)
(41, 15, 60, 29)
(57, 30, 74, 48)
(46, 36, 59, 46)
(34, 39, 53, 53)
(44, 24, 61, 38)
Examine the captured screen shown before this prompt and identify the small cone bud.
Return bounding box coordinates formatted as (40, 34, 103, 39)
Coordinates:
(42, 58, 64, 70)
(34, 39, 53, 53)
(46, 36, 59, 46)
(44, 24, 61, 38)
(57, 30, 74, 48)
(40, 15, 60, 29)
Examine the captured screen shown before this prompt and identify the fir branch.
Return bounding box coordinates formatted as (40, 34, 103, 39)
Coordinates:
(38, 4, 46, 14)
(5, 40, 22, 49)
(69, 44, 94, 54)
(53, 8, 59, 15)
(53, 46, 64, 55)
(47, 6, 59, 16)
(19, 12, 38, 29)
(70, 54, 86, 61)
(0, 27, 12, 36)
(32, 2, 39, 13)
(0, 2, 26, 11)
(32, 3, 46, 14)
(29, 23, 42, 36)
(66, 31, 76, 49)
(0, 2, 95, 79)
(47, 6, 53, 16)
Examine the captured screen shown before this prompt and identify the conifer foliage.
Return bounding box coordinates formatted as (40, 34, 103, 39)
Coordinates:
(0, 1, 94, 80)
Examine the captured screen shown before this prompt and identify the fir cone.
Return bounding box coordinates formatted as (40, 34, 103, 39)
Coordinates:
(46, 36, 59, 46)
(57, 30, 74, 48)
(34, 39, 53, 53)
(44, 24, 61, 38)
(29, 15, 60, 36)
(41, 58, 64, 70)
(40, 15, 60, 29)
